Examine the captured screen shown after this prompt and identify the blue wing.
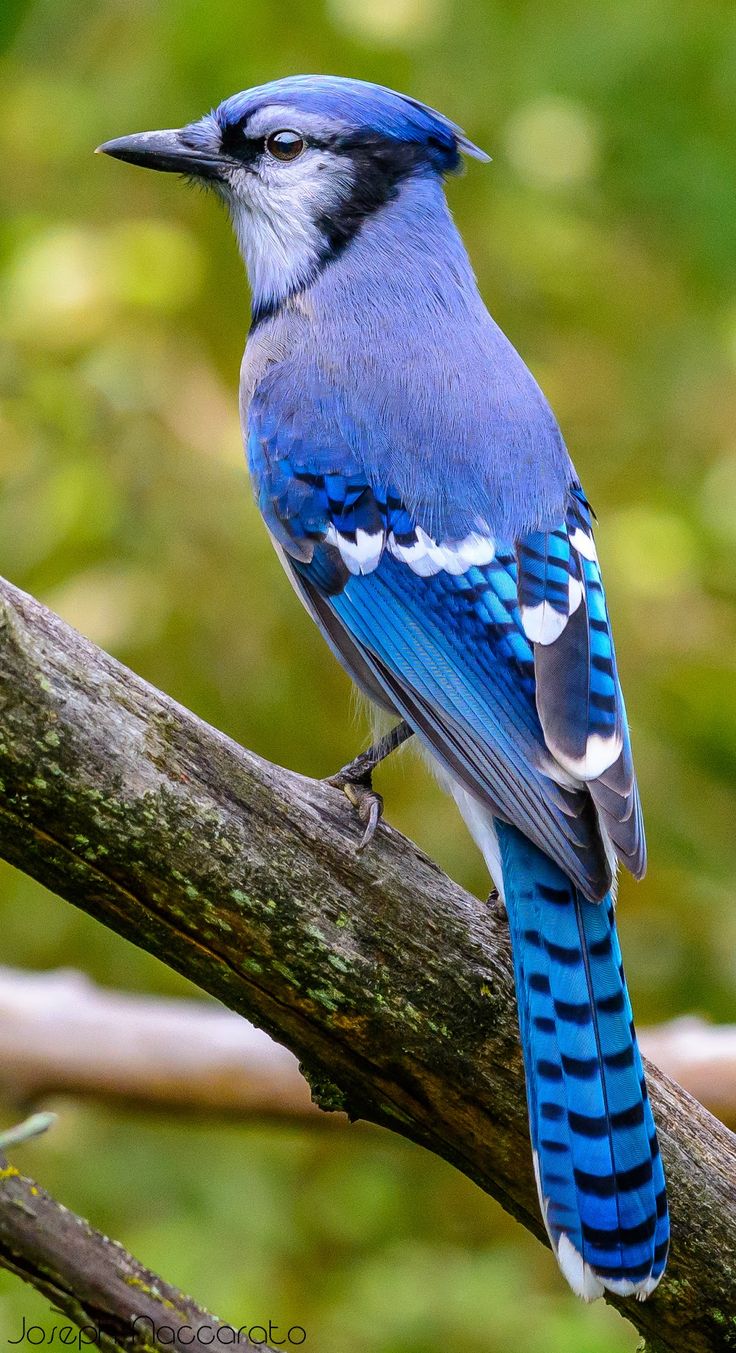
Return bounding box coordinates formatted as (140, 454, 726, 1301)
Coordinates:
(517, 487, 644, 878)
(249, 409, 644, 900)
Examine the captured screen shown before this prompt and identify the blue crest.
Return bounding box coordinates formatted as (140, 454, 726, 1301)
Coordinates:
(214, 75, 489, 172)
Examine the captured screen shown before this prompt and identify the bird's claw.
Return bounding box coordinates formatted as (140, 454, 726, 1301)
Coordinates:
(326, 722, 411, 854)
(327, 772, 384, 853)
(486, 886, 506, 919)
(350, 782, 384, 852)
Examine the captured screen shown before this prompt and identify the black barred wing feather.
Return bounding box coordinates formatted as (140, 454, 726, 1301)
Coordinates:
(517, 487, 645, 878)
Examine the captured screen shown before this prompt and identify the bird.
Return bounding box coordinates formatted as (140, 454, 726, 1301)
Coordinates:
(98, 74, 669, 1301)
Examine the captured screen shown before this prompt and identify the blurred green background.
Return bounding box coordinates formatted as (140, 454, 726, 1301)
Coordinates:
(0, 0, 735, 1348)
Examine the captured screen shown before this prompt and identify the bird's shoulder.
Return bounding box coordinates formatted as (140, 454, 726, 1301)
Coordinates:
(243, 303, 577, 543)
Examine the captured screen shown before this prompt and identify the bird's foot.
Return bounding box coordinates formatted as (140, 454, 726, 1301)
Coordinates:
(486, 886, 507, 921)
(328, 772, 384, 853)
(326, 720, 413, 853)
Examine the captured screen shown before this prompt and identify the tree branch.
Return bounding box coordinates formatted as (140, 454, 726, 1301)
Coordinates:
(0, 575, 734, 1352)
(0, 966, 332, 1122)
(640, 1018, 736, 1133)
(0, 1151, 283, 1351)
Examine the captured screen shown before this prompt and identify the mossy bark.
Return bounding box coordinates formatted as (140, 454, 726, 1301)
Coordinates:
(0, 576, 734, 1352)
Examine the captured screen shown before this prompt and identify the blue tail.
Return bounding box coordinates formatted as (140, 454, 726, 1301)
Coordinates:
(496, 821, 669, 1300)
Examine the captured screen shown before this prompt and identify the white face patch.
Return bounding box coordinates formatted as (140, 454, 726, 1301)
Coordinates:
(226, 145, 354, 312)
(215, 103, 358, 314)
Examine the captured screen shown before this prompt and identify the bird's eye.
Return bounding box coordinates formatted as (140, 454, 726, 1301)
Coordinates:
(265, 129, 305, 162)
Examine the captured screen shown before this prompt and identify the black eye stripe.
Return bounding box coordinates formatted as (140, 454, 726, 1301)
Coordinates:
(219, 121, 265, 164)
(220, 120, 310, 166)
(219, 122, 429, 167)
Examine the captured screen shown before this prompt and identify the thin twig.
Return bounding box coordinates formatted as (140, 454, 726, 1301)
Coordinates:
(0, 1152, 284, 1352)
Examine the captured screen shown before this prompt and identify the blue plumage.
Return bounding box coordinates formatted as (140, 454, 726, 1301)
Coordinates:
(497, 824, 668, 1297)
(101, 73, 668, 1301)
(213, 75, 490, 172)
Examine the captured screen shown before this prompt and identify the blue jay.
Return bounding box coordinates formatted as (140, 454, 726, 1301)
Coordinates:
(99, 75, 669, 1301)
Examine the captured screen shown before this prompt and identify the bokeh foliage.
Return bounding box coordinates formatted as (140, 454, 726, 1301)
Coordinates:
(0, 1, 734, 1348)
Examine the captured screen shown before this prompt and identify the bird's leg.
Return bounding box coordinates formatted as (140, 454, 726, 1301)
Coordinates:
(327, 720, 414, 853)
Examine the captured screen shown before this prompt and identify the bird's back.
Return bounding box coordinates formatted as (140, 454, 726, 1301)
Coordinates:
(243, 169, 575, 546)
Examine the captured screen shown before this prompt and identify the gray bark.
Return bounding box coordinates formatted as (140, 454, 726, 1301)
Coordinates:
(0, 575, 734, 1351)
(0, 1150, 280, 1351)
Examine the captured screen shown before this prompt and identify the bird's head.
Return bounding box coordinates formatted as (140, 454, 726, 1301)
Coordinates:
(98, 75, 488, 321)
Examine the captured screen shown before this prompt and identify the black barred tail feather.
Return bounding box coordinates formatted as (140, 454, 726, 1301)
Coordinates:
(495, 820, 669, 1300)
